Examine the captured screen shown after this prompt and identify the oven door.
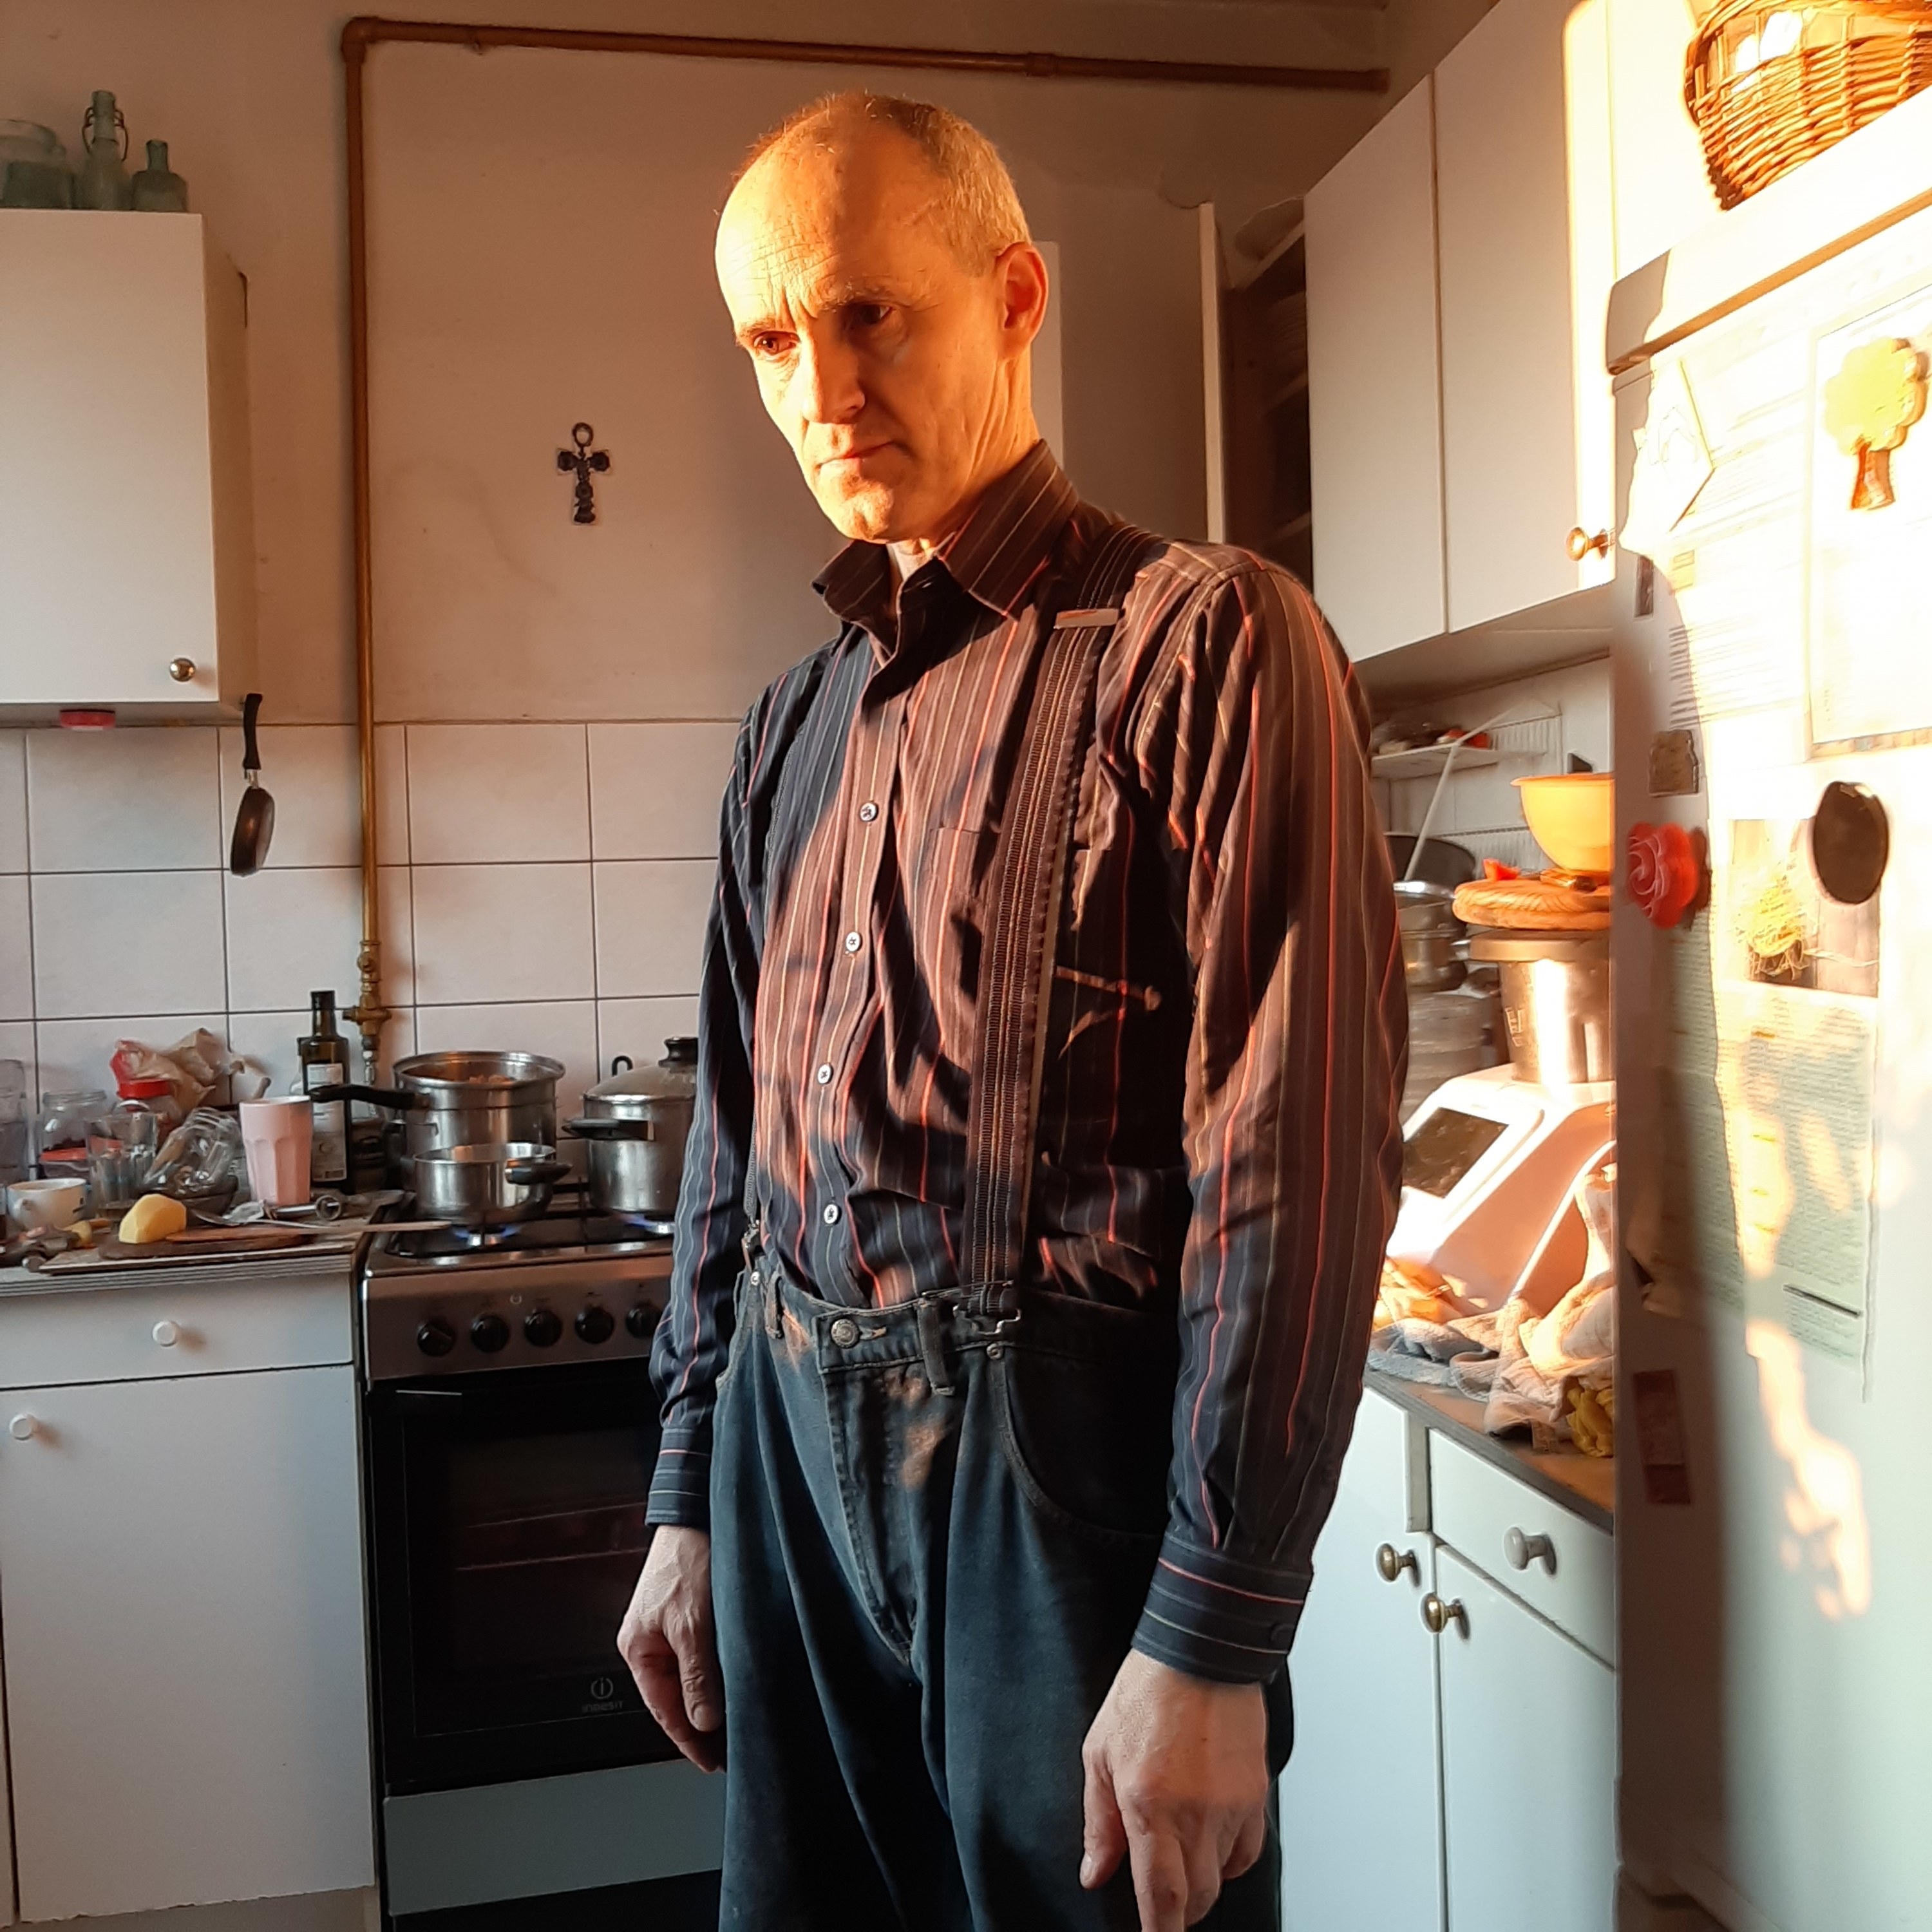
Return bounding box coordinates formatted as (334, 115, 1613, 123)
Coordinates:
(365, 1359, 680, 1792)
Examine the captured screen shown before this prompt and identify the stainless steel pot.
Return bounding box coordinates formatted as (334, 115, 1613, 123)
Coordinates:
(341, 1052, 563, 1159)
(412, 1142, 571, 1229)
(1466, 931, 1611, 1084)
(565, 1040, 697, 1220)
(1396, 880, 1466, 992)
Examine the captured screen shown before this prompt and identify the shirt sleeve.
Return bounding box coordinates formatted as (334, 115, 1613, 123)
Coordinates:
(645, 709, 764, 1533)
(1125, 560, 1407, 1683)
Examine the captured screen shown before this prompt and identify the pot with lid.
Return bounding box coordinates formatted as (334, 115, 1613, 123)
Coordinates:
(339, 1051, 564, 1162)
(565, 1039, 698, 1220)
(1396, 880, 1466, 992)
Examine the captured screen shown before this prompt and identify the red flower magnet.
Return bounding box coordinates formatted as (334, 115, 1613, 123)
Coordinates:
(1627, 820, 1701, 927)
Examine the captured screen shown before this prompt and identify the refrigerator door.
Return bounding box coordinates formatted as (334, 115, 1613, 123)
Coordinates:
(1614, 202, 1932, 1932)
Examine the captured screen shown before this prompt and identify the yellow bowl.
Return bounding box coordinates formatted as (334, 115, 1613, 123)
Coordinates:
(1515, 773, 1615, 874)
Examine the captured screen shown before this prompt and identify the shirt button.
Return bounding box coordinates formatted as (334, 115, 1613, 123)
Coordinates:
(859, 801, 879, 823)
(822, 1202, 841, 1226)
(815, 1063, 833, 1086)
(844, 931, 862, 954)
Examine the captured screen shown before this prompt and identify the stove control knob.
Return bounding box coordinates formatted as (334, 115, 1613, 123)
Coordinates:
(524, 1308, 562, 1348)
(576, 1305, 615, 1345)
(625, 1302, 654, 1340)
(470, 1312, 509, 1353)
(416, 1318, 457, 1358)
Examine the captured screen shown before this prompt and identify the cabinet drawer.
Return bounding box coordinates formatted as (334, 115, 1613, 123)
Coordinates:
(1429, 1433, 1613, 1662)
(0, 1276, 352, 1388)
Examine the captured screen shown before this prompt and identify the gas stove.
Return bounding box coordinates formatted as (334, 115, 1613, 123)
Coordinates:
(359, 1180, 674, 1383)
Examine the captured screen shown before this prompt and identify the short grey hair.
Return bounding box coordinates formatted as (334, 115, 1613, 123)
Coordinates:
(736, 91, 1032, 269)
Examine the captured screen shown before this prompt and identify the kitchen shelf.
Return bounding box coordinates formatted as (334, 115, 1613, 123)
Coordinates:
(1372, 743, 1500, 780)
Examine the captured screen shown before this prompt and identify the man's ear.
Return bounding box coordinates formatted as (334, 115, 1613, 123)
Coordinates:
(994, 242, 1049, 353)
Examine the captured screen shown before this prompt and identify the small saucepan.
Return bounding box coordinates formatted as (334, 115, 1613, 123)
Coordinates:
(412, 1142, 571, 1229)
(564, 1039, 697, 1220)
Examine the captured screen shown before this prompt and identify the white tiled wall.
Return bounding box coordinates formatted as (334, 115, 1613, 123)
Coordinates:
(0, 721, 724, 1121)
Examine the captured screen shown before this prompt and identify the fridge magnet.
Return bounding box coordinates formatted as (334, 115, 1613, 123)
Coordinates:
(1823, 336, 1926, 511)
(556, 421, 611, 524)
(1809, 782, 1889, 907)
(1626, 820, 1704, 928)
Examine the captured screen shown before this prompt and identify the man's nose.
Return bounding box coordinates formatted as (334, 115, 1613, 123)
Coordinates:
(794, 331, 864, 424)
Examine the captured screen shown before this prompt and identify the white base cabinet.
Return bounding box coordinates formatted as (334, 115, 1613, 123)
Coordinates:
(0, 1272, 373, 1924)
(1279, 1388, 1615, 1931)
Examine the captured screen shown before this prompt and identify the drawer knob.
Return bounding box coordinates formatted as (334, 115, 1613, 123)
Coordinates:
(1374, 1542, 1418, 1584)
(153, 1320, 181, 1347)
(1421, 1593, 1467, 1638)
(9, 1414, 37, 1441)
(1566, 527, 1611, 563)
(167, 657, 198, 683)
(1503, 1526, 1557, 1575)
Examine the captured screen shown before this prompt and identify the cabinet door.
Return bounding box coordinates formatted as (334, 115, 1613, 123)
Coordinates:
(1306, 80, 1447, 660)
(1436, 0, 1618, 631)
(1434, 1548, 1615, 1932)
(1280, 1392, 1441, 1931)
(0, 211, 253, 712)
(1606, 0, 1722, 275)
(0, 1366, 374, 1921)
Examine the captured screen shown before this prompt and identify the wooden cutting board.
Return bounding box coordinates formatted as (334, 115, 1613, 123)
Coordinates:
(97, 1224, 319, 1262)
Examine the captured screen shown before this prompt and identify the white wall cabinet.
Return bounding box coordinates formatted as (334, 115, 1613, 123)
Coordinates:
(1279, 1392, 1439, 1931)
(1306, 79, 1446, 661)
(1605, 0, 1723, 278)
(0, 211, 254, 719)
(1280, 1387, 1615, 1932)
(0, 1280, 372, 1923)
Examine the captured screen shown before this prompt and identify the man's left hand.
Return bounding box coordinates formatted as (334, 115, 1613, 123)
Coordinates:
(1079, 1650, 1269, 1931)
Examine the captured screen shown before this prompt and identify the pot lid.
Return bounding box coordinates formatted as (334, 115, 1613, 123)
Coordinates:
(588, 1037, 699, 1104)
(393, 1052, 565, 1092)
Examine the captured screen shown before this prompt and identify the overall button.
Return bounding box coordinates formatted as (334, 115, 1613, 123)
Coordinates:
(815, 1063, 833, 1085)
(858, 802, 879, 823)
(822, 1202, 841, 1226)
(829, 1318, 860, 1348)
(844, 931, 862, 954)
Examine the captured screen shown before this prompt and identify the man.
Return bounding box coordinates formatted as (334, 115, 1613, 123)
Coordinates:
(618, 92, 1405, 1932)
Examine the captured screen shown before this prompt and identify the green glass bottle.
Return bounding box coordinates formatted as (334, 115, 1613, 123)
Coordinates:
(76, 90, 131, 210)
(132, 139, 187, 213)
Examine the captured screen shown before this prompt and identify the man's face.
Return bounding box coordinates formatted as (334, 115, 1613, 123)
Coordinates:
(715, 127, 1041, 545)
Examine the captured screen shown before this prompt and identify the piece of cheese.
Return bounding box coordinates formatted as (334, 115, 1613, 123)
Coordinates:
(118, 1194, 188, 1244)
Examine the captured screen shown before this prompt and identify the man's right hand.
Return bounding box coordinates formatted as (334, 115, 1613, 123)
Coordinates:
(617, 1525, 724, 1772)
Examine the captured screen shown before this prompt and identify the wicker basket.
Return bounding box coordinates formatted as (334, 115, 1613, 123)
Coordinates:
(1686, 1, 1932, 209)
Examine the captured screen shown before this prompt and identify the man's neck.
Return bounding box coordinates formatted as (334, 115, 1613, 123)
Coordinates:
(886, 420, 1041, 578)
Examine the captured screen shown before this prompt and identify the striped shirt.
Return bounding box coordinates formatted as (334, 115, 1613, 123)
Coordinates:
(647, 442, 1406, 1682)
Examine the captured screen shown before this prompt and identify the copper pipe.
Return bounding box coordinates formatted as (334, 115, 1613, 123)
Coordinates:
(341, 28, 390, 1082)
(339, 15, 1388, 92)
(338, 17, 1383, 1080)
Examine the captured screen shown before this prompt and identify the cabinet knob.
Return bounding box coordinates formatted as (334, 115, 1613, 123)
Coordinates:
(1374, 1542, 1418, 1584)
(153, 1320, 180, 1347)
(9, 1414, 37, 1441)
(1421, 1593, 1467, 1638)
(167, 657, 197, 683)
(1503, 1526, 1557, 1574)
(1566, 527, 1611, 563)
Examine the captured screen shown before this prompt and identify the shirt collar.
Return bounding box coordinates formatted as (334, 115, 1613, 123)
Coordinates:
(814, 441, 1080, 639)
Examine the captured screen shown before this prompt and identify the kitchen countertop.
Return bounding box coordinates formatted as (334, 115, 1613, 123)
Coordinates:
(0, 1222, 372, 1295)
(1365, 1365, 1615, 1534)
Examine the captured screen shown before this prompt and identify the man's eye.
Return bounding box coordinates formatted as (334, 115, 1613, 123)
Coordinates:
(848, 304, 889, 331)
(751, 334, 792, 359)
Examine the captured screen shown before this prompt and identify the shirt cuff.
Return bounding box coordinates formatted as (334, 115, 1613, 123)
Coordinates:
(1130, 1531, 1308, 1685)
(644, 1421, 712, 1532)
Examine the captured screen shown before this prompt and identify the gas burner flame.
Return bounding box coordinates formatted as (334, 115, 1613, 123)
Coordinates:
(451, 1222, 524, 1250)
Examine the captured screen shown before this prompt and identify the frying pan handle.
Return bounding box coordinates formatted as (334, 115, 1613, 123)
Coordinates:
(504, 1158, 572, 1186)
(564, 1115, 657, 1142)
(241, 692, 263, 773)
(334, 1084, 428, 1112)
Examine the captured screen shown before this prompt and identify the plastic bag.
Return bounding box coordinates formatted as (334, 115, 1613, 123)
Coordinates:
(110, 1028, 247, 1117)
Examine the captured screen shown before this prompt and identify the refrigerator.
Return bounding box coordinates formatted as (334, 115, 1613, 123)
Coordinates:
(1610, 82, 1932, 1932)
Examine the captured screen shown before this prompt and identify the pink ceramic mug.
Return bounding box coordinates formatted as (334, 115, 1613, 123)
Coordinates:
(238, 1096, 313, 1208)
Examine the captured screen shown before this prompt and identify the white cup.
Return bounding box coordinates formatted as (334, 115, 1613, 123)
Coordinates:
(7, 1178, 86, 1232)
(238, 1097, 314, 1209)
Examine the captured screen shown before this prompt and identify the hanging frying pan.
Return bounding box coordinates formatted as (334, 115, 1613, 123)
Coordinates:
(229, 692, 276, 875)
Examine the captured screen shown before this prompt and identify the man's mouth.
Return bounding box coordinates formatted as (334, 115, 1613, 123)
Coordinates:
(819, 442, 892, 473)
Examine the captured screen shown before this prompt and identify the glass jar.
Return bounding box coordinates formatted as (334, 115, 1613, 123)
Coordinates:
(89, 1100, 161, 1215)
(0, 1058, 28, 1186)
(37, 1089, 108, 1182)
(0, 120, 75, 209)
(118, 1074, 183, 1139)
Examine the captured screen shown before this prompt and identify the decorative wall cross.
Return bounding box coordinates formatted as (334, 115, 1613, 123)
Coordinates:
(556, 421, 611, 524)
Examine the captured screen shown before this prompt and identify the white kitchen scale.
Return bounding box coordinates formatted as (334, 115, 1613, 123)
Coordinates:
(1388, 1064, 1614, 1314)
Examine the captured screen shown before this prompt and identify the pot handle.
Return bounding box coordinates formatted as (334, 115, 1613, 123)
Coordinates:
(563, 1115, 658, 1142)
(334, 1085, 429, 1112)
(504, 1157, 573, 1186)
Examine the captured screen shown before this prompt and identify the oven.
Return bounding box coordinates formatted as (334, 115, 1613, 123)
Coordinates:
(359, 1203, 722, 1927)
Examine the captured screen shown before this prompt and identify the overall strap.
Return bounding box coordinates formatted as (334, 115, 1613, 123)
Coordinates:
(957, 518, 1158, 1307)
